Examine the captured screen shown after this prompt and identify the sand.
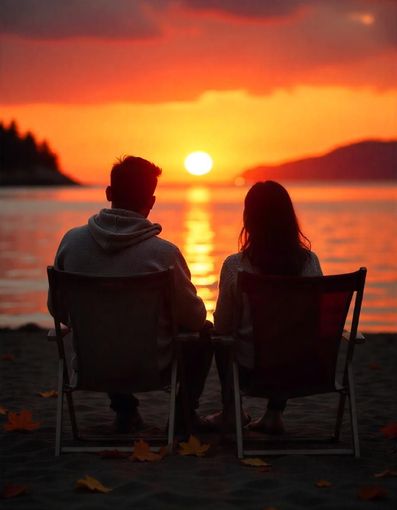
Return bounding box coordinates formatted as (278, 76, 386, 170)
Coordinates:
(0, 327, 396, 509)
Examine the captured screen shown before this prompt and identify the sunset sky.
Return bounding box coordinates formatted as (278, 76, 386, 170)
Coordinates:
(1, 0, 396, 184)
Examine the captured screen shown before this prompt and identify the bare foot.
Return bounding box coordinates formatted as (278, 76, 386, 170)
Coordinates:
(246, 410, 285, 434)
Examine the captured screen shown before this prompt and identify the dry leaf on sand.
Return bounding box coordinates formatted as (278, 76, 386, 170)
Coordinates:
(373, 468, 397, 478)
(380, 422, 397, 439)
(357, 485, 388, 501)
(38, 390, 58, 398)
(315, 479, 333, 488)
(75, 475, 112, 493)
(0, 483, 28, 499)
(241, 458, 272, 468)
(3, 410, 40, 432)
(178, 435, 210, 457)
(130, 439, 167, 462)
(97, 449, 129, 459)
(1, 353, 15, 361)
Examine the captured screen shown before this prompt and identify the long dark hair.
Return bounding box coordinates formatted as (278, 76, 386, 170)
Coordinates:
(239, 181, 311, 275)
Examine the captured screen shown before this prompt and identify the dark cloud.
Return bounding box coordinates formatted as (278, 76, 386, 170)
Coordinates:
(179, 0, 306, 19)
(0, 0, 162, 39)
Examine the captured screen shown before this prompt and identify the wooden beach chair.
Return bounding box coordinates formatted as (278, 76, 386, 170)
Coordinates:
(228, 268, 367, 458)
(47, 266, 190, 456)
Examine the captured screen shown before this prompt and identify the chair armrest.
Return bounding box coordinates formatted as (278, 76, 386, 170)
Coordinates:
(175, 332, 201, 342)
(342, 329, 365, 344)
(47, 327, 70, 341)
(211, 334, 235, 345)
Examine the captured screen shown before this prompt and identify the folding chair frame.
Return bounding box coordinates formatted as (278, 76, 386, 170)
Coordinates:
(231, 268, 366, 458)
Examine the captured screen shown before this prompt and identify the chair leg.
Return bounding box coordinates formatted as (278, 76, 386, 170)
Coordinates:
(347, 364, 360, 458)
(66, 392, 79, 440)
(232, 361, 244, 459)
(334, 392, 347, 441)
(55, 359, 65, 456)
(168, 358, 178, 452)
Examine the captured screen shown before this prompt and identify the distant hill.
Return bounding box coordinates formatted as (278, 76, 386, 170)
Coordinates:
(242, 140, 397, 182)
(0, 120, 78, 186)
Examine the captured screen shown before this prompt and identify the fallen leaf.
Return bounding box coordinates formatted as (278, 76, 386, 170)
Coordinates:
(1, 353, 15, 361)
(241, 458, 272, 468)
(97, 449, 128, 459)
(178, 435, 210, 457)
(0, 406, 8, 415)
(38, 390, 58, 398)
(373, 468, 397, 478)
(263, 507, 278, 510)
(357, 485, 388, 501)
(75, 475, 112, 493)
(380, 422, 397, 439)
(3, 410, 40, 432)
(0, 483, 28, 499)
(368, 362, 381, 370)
(315, 479, 333, 488)
(130, 439, 166, 462)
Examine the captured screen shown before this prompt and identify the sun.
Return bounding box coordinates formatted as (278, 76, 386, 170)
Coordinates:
(184, 151, 213, 176)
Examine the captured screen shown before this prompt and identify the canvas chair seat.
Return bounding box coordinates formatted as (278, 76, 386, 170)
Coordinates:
(47, 266, 189, 456)
(228, 268, 367, 458)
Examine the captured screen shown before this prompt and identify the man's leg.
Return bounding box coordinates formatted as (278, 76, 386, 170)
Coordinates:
(108, 393, 143, 433)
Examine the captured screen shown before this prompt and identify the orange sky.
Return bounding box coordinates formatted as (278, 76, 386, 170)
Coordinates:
(1, 0, 396, 184)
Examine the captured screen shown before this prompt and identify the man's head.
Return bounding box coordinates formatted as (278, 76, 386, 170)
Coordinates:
(106, 156, 162, 216)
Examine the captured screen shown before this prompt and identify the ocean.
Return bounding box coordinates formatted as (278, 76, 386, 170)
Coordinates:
(0, 183, 396, 332)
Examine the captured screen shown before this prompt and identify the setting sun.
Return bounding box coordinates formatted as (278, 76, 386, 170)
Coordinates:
(184, 151, 213, 176)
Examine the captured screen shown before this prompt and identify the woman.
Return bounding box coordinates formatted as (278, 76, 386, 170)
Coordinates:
(207, 180, 322, 433)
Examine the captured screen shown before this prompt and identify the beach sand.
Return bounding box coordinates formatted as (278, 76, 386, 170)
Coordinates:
(0, 327, 396, 509)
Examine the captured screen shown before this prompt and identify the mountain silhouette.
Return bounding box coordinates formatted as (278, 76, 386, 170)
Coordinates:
(0, 120, 78, 186)
(242, 140, 397, 182)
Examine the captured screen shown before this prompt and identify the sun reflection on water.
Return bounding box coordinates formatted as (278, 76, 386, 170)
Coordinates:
(184, 187, 216, 321)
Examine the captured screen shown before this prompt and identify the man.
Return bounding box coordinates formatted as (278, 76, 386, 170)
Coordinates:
(49, 156, 212, 432)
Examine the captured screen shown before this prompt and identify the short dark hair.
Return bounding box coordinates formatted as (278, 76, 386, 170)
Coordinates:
(110, 156, 162, 210)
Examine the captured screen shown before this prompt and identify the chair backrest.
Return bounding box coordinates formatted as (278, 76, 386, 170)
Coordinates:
(47, 266, 176, 393)
(237, 268, 366, 398)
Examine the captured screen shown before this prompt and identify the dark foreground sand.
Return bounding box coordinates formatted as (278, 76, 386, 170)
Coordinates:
(0, 328, 396, 510)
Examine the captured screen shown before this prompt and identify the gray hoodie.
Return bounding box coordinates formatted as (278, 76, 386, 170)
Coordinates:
(52, 208, 206, 369)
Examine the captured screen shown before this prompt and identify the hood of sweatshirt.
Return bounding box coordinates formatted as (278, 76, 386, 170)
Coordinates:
(88, 208, 162, 252)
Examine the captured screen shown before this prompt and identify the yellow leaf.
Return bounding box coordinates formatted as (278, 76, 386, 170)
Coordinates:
(0, 483, 28, 499)
(130, 439, 165, 462)
(0, 406, 8, 415)
(315, 479, 333, 488)
(38, 390, 58, 398)
(75, 475, 112, 493)
(373, 468, 397, 478)
(241, 458, 271, 468)
(3, 410, 40, 432)
(357, 485, 388, 501)
(178, 435, 210, 457)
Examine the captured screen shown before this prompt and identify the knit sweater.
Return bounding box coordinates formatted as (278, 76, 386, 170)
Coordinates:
(214, 251, 323, 369)
(51, 208, 207, 370)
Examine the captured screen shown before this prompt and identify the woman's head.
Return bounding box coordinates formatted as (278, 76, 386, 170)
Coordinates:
(239, 181, 310, 275)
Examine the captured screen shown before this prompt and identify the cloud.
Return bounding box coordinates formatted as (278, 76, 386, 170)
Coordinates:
(0, 0, 162, 40)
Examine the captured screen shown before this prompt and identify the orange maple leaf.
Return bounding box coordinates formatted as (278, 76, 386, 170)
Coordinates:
(380, 422, 397, 439)
(3, 410, 40, 432)
(0, 483, 28, 499)
(38, 390, 58, 398)
(178, 435, 210, 457)
(241, 458, 272, 468)
(373, 468, 397, 478)
(357, 485, 388, 501)
(97, 449, 129, 459)
(130, 439, 167, 462)
(75, 475, 112, 493)
(1, 353, 15, 362)
(315, 479, 333, 488)
(0, 405, 8, 415)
